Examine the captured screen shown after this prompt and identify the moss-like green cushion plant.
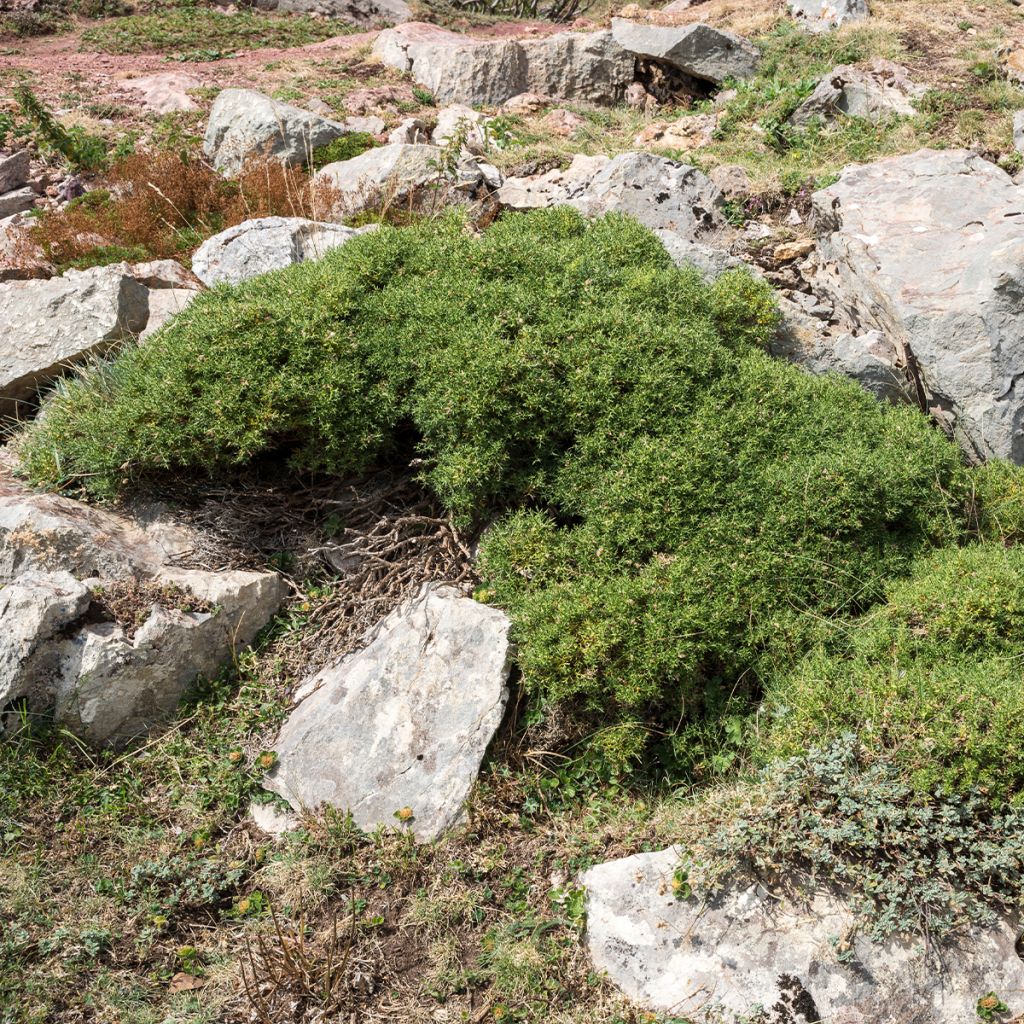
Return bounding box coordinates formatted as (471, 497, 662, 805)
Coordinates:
(20, 209, 970, 769)
(761, 542, 1024, 801)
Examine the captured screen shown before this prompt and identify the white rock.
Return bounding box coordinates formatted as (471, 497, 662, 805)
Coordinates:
(264, 585, 512, 842)
(0, 264, 149, 418)
(0, 186, 35, 219)
(314, 143, 441, 218)
(1014, 110, 1024, 155)
(373, 22, 634, 107)
(432, 105, 493, 151)
(388, 117, 429, 144)
(0, 469, 286, 745)
(203, 88, 348, 175)
(610, 18, 759, 85)
(496, 153, 610, 210)
(191, 216, 362, 287)
(249, 799, 299, 836)
(0, 150, 30, 195)
(811, 148, 1024, 461)
(120, 72, 201, 114)
(582, 847, 1024, 1022)
(789, 0, 869, 32)
(139, 288, 199, 340)
(343, 114, 386, 135)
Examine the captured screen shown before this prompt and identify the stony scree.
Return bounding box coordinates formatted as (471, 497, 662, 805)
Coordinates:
(610, 18, 759, 85)
(264, 584, 512, 842)
(203, 88, 348, 176)
(810, 148, 1024, 462)
(255, 0, 412, 25)
(582, 847, 1024, 1023)
(0, 467, 285, 745)
(191, 216, 366, 287)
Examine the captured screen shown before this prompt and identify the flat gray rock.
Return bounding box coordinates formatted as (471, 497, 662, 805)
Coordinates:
(0, 185, 34, 219)
(610, 19, 759, 85)
(811, 148, 1024, 462)
(373, 22, 633, 106)
(203, 88, 347, 175)
(0, 264, 149, 418)
(265, 585, 512, 842)
(789, 0, 869, 32)
(191, 216, 362, 286)
(0, 150, 30, 195)
(582, 847, 1024, 1023)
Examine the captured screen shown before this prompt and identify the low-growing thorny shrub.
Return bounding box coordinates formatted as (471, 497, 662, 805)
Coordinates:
(15, 209, 1024, 782)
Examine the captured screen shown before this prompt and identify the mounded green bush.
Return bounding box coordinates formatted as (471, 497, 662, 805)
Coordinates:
(762, 543, 1024, 800)
(20, 209, 976, 769)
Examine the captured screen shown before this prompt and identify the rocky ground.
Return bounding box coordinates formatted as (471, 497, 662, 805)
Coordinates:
(5, 0, 1024, 1022)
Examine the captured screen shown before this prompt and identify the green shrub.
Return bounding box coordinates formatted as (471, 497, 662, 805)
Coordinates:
(687, 737, 1024, 939)
(762, 543, 1024, 799)
(18, 209, 972, 769)
(310, 132, 378, 170)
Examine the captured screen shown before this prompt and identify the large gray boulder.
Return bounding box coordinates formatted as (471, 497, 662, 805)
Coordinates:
(191, 216, 364, 287)
(810, 149, 1024, 462)
(0, 265, 149, 419)
(265, 585, 512, 842)
(372, 22, 634, 106)
(570, 152, 726, 236)
(789, 0, 869, 32)
(582, 847, 1024, 1023)
(203, 89, 347, 175)
(0, 468, 285, 745)
(314, 143, 441, 218)
(790, 60, 924, 125)
(610, 19, 759, 85)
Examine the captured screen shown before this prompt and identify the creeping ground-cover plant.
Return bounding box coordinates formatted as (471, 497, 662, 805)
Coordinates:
(16, 209, 990, 771)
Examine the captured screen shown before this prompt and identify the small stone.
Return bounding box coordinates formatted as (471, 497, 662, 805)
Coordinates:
(343, 114, 386, 135)
(786, 207, 803, 225)
(388, 117, 428, 144)
(709, 163, 750, 199)
(788, 0, 869, 32)
(502, 91, 550, 114)
(635, 114, 717, 150)
(542, 108, 586, 138)
(773, 238, 815, 261)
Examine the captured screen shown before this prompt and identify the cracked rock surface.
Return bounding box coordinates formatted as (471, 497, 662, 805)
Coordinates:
(265, 584, 512, 842)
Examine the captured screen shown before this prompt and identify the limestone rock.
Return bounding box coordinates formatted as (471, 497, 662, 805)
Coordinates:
(314, 143, 441, 217)
(0, 186, 35, 219)
(191, 216, 362, 287)
(496, 153, 609, 210)
(0, 469, 285, 745)
(788, 0, 869, 32)
(1015, 110, 1024, 155)
(0, 264, 149, 418)
(432, 105, 493, 150)
(582, 847, 1024, 1022)
(373, 22, 634, 106)
(343, 114, 386, 135)
(634, 113, 717, 150)
(708, 162, 750, 198)
(268, 0, 411, 24)
(0, 150, 30, 195)
(264, 585, 512, 842)
(203, 88, 347, 175)
(139, 288, 199, 341)
(790, 60, 924, 125)
(388, 117, 428, 144)
(656, 229, 742, 280)
(610, 19, 759, 85)
(569, 152, 726, 236)
(810, 148, 1024, 461)
(120, 73, 200, 115)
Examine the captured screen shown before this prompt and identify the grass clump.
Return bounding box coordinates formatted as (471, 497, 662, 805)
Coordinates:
(310, 132, 378, 170)
(761, 543, 1024, 801)
(18, 208, 975, 771)
(79, 5, 353, 59)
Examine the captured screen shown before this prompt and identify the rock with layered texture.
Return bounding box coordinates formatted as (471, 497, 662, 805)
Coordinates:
(265, 585, 512, 842)
(0, 264, 149, 418)
(0, 468, 285, 744)
(789, 60, 924, 125)
(582, 847, 1024, 1023)
(373, 22, 634, 106)
(0, 150, 30, 195)
(810, 148, 1024, 462)
(788, 0, 869, 32)
(314, 143, 441, 217)
(191, 216, 363, 286)
(610, 19, 759, 85)
(203, 89, 347, 175)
